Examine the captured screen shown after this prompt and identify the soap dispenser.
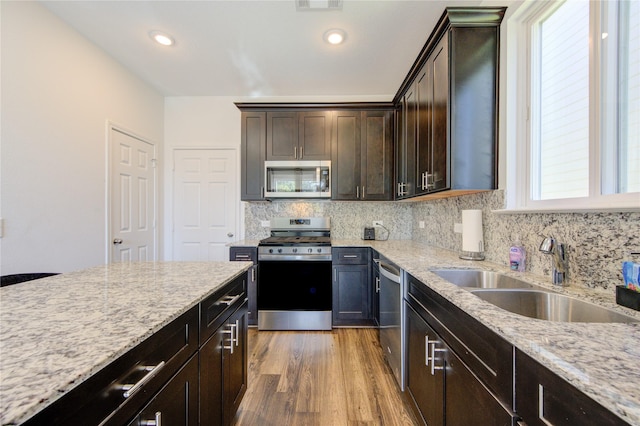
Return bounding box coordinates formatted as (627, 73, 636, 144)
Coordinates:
(509, 236, 526, 272)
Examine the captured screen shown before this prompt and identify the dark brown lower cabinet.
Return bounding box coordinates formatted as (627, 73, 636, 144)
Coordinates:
(129, 354, 199, 425)
(200, 300, 249, 426)
(406, 304, 444, 425)
(515, 350, 630, 426)
(405, 301, 516, 425)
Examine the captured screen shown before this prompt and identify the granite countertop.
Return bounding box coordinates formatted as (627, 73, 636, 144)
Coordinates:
(333, 239, 640, 425)
(0, 261, 252, 425)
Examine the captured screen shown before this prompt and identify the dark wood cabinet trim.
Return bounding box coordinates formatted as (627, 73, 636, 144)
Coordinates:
(236, 102, 395, 111)
(392, 7, 506, 104)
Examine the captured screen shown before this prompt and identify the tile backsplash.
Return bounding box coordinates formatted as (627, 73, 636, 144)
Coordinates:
(244, 190, 639, 291)
(244, 201, 412, 241)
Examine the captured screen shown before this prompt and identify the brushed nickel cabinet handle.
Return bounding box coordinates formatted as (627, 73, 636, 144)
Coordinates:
(121, 361, 165, 398)
(141, 412, 162, 426)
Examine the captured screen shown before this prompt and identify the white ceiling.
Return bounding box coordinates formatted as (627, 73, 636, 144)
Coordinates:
(41, 0, 491, 100)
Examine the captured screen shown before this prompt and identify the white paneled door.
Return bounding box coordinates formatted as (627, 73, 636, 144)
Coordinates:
(173, 149, 238, 261)
(110, 127, 157, 262)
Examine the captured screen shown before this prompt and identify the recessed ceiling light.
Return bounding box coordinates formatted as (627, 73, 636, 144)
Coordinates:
(323, 29, 346, 45)
(149, 30, 175, 46)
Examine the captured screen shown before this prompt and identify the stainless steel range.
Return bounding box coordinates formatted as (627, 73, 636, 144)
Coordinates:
(257, 217, 332, 330)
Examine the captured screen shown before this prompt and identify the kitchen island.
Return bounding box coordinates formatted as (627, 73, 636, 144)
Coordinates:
(0, 261, 251, 425)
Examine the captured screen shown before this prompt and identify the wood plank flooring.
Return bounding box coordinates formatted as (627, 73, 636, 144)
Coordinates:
(233, 328, 419, 426)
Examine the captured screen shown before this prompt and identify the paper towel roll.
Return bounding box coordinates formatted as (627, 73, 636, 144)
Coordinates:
(461, 210, 484, 253)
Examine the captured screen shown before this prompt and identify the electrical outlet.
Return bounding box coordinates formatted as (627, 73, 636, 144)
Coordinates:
(373, 220, 383, 227)
(261, 220, 270, 227)
(454, 223, 463, 233)
(419, 221, 425, 229)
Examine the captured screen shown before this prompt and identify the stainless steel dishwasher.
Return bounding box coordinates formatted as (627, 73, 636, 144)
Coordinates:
(376, 256, 404, 390)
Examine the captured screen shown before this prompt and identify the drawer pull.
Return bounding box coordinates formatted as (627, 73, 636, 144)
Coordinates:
(222, 323, 237, 353)
(121, 361, 165, 398)
(430, 343, 446, 375)
(221, 294, 242, 307)
(343, 255, 359, 258)
(141, 411, 162, 426)
(235, 254, 251, 259)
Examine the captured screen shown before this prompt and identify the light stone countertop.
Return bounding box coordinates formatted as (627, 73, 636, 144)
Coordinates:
(0, 261, 251, 425)
(333, 239, 640, 425)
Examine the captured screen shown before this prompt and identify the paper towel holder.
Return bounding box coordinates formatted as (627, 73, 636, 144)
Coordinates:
(460, 246, 485, 261)
(459, 209, 485, 261)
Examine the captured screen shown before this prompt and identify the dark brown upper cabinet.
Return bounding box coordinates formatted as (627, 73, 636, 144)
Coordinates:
(332, 110, 394, 201)
(395, 7, 505, 201)
(240, 111, 266, 201)
(266, 111, 331, 161)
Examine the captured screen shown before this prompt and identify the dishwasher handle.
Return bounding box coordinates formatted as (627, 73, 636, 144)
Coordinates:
(378, 261, 401, 284)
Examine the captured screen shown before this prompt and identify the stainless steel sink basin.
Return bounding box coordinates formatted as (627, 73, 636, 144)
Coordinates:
(470, 289, 639, 323)
(431, 269, 538, 289)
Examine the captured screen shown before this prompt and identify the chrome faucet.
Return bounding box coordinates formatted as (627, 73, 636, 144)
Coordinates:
(539, 236, 569, 286)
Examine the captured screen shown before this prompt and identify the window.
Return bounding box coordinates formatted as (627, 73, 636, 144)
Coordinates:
(508, 0, 640, 211)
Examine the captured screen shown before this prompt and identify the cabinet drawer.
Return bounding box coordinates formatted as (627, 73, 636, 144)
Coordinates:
(515, 350, 629, 426)
(200, 273, 246, 344)
(332, 247, 370, 265)
(406, 273, 513, 409)
(229, 247, 257, 264)
(24, 306, 199, 425)
(129, 353, 199, 426)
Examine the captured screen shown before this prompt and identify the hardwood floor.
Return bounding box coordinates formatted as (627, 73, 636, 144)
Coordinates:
(233, 328, 419, 426)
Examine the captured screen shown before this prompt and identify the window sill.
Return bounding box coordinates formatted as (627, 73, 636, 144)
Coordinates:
(493, 206, 640, 215)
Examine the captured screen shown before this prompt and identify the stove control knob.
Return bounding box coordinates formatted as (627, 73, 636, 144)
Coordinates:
(269, 249, 274, 254)
(292, 248, 298, 253)
(317, 248, 322, 253)
(278, 248, 283, 253)
(308, 248, 313, 254)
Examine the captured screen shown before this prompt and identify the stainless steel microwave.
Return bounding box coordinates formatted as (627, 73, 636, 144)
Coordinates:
(264, 161, 331, 198)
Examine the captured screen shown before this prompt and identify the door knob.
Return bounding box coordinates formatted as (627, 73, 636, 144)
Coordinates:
(113, 238, 123, 245)
(227, 232, 234, 238)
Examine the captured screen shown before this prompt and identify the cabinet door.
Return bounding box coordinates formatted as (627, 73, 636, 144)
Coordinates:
(372, 260, 380, 329)
(298, 111, 332, 160)
(361, 110, 393, 200)
(406, 304, 444, 426)
(431, 34, 449, 192)
(266, 111, 298, 160)
(415, 64, 432, 195)
(397, 87, 416, 198)
(241, 112, 266, 201)
(135, 354, 199, 426)
(445, 347, 515, 426)
(332, 110, 361, 200)
(225, 302, 248, 425)
(247, 265, 258, 326)
(332, 264, 371, 326)
(200, 325, 225, 425)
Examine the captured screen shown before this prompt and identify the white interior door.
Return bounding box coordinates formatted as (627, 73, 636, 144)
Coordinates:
(173, 149, 238, 261)
(110, 127, 157, 262)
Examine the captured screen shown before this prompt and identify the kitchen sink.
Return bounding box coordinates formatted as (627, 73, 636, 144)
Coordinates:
(431, 269, 538, 289)
(470, 289, 639, 323)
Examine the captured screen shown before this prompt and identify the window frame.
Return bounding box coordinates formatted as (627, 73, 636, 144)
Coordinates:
(504, 0, 640, 213)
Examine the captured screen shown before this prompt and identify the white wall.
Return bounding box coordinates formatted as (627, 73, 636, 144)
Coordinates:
(0, 2, 164, 274)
